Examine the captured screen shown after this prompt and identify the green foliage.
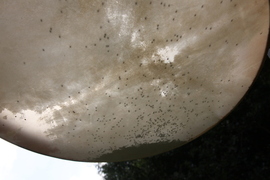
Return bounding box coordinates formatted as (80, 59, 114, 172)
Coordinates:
(99, 52, 270, 180)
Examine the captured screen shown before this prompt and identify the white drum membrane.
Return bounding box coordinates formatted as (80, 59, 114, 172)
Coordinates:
(0, 0, 269, 162)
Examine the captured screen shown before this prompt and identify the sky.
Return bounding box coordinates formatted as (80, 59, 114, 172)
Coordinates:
(0, 138, 104, 180)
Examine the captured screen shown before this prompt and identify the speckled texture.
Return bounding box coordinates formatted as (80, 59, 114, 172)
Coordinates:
(0, 0, 269, 162)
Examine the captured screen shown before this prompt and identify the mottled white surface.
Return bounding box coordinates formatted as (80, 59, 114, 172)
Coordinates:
(0, 0, 269, 162)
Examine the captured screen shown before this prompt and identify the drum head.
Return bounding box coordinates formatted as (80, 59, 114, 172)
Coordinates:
(0, 0, 269, 162)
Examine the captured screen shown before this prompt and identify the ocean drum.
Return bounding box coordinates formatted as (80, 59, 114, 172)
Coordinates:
(0, 0, 269, 162)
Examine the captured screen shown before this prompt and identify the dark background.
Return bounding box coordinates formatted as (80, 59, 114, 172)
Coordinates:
(98, 36, 270, 179)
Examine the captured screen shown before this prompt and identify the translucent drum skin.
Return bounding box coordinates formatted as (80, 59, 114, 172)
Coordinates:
(0, 0, 269, 162)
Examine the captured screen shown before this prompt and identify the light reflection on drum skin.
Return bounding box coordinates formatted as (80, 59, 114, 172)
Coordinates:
(0, 0, 269, 162)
